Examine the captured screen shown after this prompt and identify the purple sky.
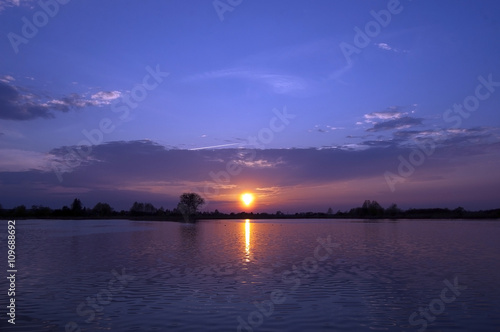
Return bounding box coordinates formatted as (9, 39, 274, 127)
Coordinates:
(0, 0, 499, 212)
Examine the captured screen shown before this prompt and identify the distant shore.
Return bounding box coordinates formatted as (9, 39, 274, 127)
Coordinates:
(2, 210, 499, 222)
(2, 199, 499, 221)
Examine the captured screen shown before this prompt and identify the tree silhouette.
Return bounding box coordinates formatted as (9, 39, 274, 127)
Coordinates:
(130, 202, 157, 216)
(130, 202, 145, 215)
(144, 203, 157, 215)
(92, 202, 113, 217)
(14, 205, 27, 217)
(177, 192, 205, 222)
(71, 198, 83, 215)
(386, 203, 401, 217)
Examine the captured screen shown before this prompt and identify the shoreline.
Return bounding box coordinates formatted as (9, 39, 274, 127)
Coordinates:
(1, 215, 499, 221)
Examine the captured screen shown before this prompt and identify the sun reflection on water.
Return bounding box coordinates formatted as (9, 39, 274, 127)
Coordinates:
(245, 219, 250, 262)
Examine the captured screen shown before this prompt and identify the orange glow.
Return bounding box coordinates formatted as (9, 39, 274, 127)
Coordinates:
(241, 193, 254, 207)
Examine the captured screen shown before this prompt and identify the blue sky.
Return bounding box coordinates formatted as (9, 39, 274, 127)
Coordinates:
(1, 0, 499, 211)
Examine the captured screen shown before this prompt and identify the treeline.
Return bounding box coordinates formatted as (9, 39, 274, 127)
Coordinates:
(0, 199, 499, 220)
(0, 199, 187, 220)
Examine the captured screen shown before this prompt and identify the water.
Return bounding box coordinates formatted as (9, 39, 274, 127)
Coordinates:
(1, 218, 499, 331)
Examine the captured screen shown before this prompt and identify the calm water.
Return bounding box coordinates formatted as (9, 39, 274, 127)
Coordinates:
(1, 219, 499, 331)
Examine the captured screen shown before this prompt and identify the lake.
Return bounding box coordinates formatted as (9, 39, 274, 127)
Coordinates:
(1, 218, 499, 331)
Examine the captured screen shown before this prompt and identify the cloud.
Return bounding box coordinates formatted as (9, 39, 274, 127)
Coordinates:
(186, 68, 308, 95)
(234, 158, 283, 168)
(255, 186, 282, 199)
(364, 108, 407, 122)
(0, 80, 121, 120)
(362, 105, 421, 132)
(328, 62, 353, 82)
(1, 136, 499, 210)
(308, 125, 344, 133)
(377, 43, 393, 51)
(91, 91, 121, 105)
(376, 42, 408, 53)
(359, 127, 499, 152)
(0, 149, 53, 172)
(367, 116, 423, 132)
(46, 90, 122, 111)
(0, 0, 34, 12)
(0, 75, 15, 83)
(0, 82, 55, 120)
(1, 141, 400, 206)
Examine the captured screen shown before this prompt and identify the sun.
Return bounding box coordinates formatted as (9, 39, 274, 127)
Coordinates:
(241, 193, 254, 207)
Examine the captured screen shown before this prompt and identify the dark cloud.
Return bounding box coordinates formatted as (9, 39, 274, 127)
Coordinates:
(358, 140, 399, 148)
(0, 81, 119, 120)
(356, 127, 499, 154)
(1, 138, 499, 211)
(367, 116, 423, 132)
(3, 141, 408, 209)
(0, 82, 55, 120)
(392, 130, 432, 139)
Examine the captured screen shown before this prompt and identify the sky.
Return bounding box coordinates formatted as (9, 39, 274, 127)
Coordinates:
(0, 0, 499, 212)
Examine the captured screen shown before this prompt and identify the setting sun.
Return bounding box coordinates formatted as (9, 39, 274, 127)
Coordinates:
(241, 193, 254, 207)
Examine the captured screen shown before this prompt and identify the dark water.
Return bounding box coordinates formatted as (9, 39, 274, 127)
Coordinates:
(0, 219, 499, 331)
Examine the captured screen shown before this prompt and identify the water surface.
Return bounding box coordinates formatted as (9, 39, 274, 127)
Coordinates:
(1, 218, 499, 331)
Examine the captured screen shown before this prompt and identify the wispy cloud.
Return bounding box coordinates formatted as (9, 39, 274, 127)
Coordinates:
(186, 68, 308, 95)
(362, 105, 421, 132)
(234, 158, 284, 168)
(364, 110, 405, 121)
(0, 148, 53, 172)
(0, 0, 34, 12)
(255, 186, 282, 198)
(328, 62, 353, 83)
(0, 75, 15, 83)
(376, 42, 409, 53)
(190, 143, 240, 151)
(308, 125, 344, 133)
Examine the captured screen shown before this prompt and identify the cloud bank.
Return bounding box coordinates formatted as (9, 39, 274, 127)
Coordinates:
(1, 135, 499, 211)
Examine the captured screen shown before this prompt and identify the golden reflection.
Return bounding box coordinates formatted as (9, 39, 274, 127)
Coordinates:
(245, 219, 250, 262)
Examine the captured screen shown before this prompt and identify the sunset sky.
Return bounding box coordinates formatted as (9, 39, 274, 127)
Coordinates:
(1, 0, 499, 212)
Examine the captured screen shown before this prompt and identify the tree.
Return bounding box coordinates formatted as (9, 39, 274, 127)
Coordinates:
(453, 206, 466, 218)
(31, 205, 52, 218)
(14, 205, 27, 217)
(144, 203, 157, 215)
(359, 200, 384, 217)
(386, 203, 401, 217)
(71, 198, 83, 215)
(177, 192, 205, 222)
(368, 200, 384, 216)
(327, 207, 333, 215)
(130, 202, 145, 215)
(92, 202, 113, 217)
